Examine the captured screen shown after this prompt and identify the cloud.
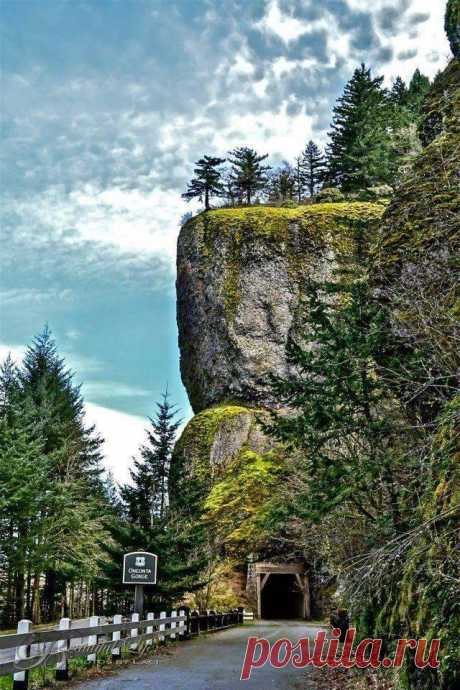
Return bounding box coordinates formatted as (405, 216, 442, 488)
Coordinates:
(255, 0, 311, 43)
(0, 0, 450, 462)
(0, 343, 26, 366)
(84, 401, 191, 484)
(83, 381, 151, 400)
(84, 402, 147, 484)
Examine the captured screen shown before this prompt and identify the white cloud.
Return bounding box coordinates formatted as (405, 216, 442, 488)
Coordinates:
(6, 183, 190, 272)
(85, 402, 191, 484)
(85, 402, 147, 484)
(214, 102, 317, 159)
(0, 343, 26, 366)
(83, 381, 151, 400)
(255, 0, 310, 43)
(373, 1, 450, 83)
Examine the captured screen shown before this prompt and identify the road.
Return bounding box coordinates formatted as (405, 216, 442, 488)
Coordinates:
(77, 620, 323, 690)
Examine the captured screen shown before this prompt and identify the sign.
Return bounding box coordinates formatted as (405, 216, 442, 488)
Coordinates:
(123, 551, 157, 585)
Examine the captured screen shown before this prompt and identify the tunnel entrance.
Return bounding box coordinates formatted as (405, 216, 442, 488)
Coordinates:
(261, 573, 304, 619)
(248, 561, 310, 620)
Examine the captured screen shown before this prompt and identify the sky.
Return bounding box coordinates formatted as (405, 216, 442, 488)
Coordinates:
(0, 0, 450, 483)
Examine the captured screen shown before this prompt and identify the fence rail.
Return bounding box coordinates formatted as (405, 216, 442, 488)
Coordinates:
(0, 607, 244, 688)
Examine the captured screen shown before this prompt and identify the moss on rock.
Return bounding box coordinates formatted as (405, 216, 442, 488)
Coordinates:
(177, 202, 385, 412)
(169, 404, 274, 513)
(419, 58, 460, 146)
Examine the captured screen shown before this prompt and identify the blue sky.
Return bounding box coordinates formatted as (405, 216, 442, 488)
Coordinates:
(0, 0, 449, 482)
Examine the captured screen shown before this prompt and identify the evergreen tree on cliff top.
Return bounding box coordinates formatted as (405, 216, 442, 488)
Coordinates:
(182, 155, 226, 210)
(228, 146, 270, 204)
(325, 64, 389, 191)
(301, 140, 325, 196)
(406, 68, 431, 115)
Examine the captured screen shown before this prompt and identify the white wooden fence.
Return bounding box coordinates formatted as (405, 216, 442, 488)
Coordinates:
(0, 608, 245, 688)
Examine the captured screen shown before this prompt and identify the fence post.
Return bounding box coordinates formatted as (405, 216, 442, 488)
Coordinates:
(111, 614, 122, 663)
(191, 610, 199, 635)
(159, 611, 166, 642)
(178, 609, 186, 641)
(87, 615, 99, 664)
(13, 619, 31, 690)
(130, 612, 139, 652)
(170, 609, 177, 640)
(183, 607, 191, 639)
(146, 612, 154, 648)
(55, 617, 71, 681)
(238, 607, 244, 624)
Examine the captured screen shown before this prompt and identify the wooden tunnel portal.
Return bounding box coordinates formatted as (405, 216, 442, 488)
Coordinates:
(253, 562, 310, 620)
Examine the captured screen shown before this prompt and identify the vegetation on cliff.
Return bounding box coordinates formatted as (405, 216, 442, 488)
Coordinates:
(181, 62, 430, 208)
(259, 40, 460, 690)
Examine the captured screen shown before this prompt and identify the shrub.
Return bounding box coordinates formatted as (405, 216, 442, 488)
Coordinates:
(315, 187, 345, 202)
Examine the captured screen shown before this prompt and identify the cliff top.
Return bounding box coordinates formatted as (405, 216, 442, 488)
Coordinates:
(185, 201, 387, 229)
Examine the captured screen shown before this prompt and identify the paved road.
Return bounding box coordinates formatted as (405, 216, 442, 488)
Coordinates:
(77, 620, 322, 690)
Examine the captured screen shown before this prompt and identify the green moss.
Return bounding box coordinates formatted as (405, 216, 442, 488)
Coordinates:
(183, 202, 385, 321)
(419, 58, 460, 145)
(188, 202, 384, 241)
(376, 127, 460, 272)
(171, 404, 255, 490)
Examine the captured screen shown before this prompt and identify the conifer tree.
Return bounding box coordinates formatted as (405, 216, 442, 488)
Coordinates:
(265, 220, 411, 531)
(389, 76, 408, 106)
(301, 140, 325, 196)
(121, 390, 180, 528)
(19, 326, 104, 484)
(294, 155, 307, 202)
(182, 155, 226, 210)
(325, 64, 389, 191)
(406, 68, 431, 115)
(268, 164, 296, 202)
(13, 328, 106, 621)
(228, 147, 270, 204)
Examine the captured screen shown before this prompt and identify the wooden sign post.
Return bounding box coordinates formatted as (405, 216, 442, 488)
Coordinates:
(123, 552, 158, 618)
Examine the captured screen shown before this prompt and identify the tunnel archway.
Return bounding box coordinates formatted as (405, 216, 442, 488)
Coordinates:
(261, 573, 304, 619)
(251, 562, 310, 620)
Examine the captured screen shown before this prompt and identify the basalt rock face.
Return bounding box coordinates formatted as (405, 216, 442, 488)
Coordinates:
(375, 55, 460, 371)
(169, 404, 274, 515)
(177, 203, 385, 413)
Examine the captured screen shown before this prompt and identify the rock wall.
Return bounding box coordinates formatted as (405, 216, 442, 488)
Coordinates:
(177, 202, 385, 413)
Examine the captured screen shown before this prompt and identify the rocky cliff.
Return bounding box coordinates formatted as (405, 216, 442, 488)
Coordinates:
(177, 202, 385, 413)
(171, 200, 386, 556)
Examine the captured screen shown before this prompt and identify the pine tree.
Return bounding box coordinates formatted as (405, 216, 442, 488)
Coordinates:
(121, 390, 180, 528)
(228, 147, 270, 205)
(268, 164, 296, 202)
(301, 140, 325, 196)
(325, 64, 389, 191)
(14, 327, 106, 622)
(389, 76, 408, 106)
(182, 155, 226, 210)
(265, 220, 412, 531)
(406, 68, 431, 115)
(20, 326, 103, 483)
(293, 155, 307, 202)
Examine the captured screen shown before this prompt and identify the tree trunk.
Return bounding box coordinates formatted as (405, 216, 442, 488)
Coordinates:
(15, 521, 28, 621)
(32, 571, 41, 624)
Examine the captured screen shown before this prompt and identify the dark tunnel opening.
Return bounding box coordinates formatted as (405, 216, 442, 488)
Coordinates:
(260, 574, 304, 619)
